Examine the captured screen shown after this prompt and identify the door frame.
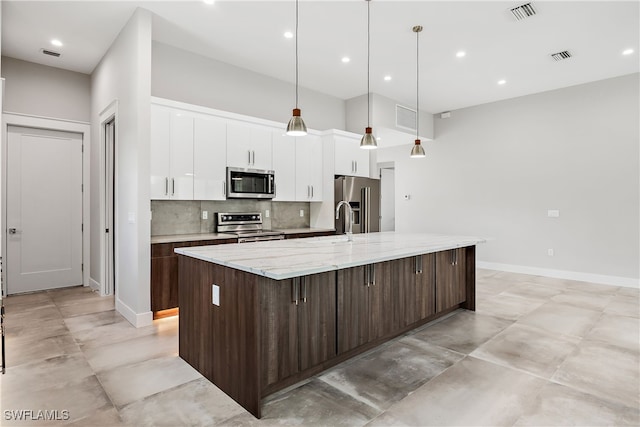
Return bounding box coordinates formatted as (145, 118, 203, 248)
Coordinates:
(98, 101, 118, 297)
(1, 112, 91, 296)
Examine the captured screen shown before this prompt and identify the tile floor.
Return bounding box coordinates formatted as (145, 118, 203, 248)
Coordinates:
(1, 269, 638, 426)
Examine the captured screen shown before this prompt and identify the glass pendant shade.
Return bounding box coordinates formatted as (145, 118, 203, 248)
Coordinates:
(286, 108, 307, 136)
(360, 127, 377, 149)
(410, 139, 426, 158)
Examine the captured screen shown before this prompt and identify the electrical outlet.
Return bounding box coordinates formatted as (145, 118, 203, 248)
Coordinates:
(300, 209, 304, 217)
(548, 248, 554, 256)
(202, 211, 208, 220)
(212, 284, 220, 306)
(265, 209, 270, 218)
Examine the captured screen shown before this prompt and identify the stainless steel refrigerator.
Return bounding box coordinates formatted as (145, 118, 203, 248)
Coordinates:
(334, 176, 380, 234)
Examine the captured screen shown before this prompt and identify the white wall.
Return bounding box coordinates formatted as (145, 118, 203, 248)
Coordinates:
(151, 42, 345, 131)
(1, 57, 91, 122)
(91, 8, 153, 326)
(378, 73, 639, 286)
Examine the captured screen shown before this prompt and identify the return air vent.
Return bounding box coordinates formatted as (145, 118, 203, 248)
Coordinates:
(396, 105, 417, 131)
(510, 3, 537, 21)
(41, 48, 61, 57)
(550, 50, 572, 61)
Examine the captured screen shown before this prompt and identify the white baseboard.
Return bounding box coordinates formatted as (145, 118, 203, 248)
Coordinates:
(477, 261, 640, 289)
(88, 278, 101, 293)
(116, 297, 153, 328)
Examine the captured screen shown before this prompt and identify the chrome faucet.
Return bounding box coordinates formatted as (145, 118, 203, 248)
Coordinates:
(335, 201, 354, 242)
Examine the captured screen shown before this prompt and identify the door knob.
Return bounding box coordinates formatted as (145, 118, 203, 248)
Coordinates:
(8, 228, 17, 234)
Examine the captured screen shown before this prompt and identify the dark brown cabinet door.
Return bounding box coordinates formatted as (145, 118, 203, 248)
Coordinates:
(436, 248, 467, 312)
(415, 254, 436, 321)
(261, 279, 298, 390)
(298, 272, 336, 371)
(369, 261, 394, 341)
(337, 265, 369, 354)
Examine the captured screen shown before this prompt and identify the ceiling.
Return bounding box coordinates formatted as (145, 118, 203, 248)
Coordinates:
(2, 1, 639, 113)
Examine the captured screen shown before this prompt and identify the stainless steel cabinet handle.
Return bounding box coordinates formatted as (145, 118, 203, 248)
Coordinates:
(311, 185, 314, 198)
(355, 161, 358, 173)
(251, 150, 255, 166)
(165, 177, 169, 195)
(248, 150, 251, 165)
(371, 264, 376, 286)
(301, 278, 307, 303)
(451, 249, 458, 266)
(222, 181, 226, 196)
(8, 228, 17, 235)
(365, 265, 370, 287)
(415, 255, 423, 274)
(292, 278, 299, 305)
(172, 178, 175, 196)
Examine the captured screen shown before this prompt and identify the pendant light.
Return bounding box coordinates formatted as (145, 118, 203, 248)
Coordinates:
(286, 0, 307, 136)
(360, 0, 377, 149)
(410, 25, 426, 158)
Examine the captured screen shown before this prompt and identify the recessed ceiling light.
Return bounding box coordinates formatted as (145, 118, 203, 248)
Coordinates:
(51, 39, 63, 47)
(203, 0, 214, 4)
(341, 57, 350, 63)
(497, 79, 507, 85)
(284, 31, 293, 39)
(456, 51, 466, 58)
(384, 75, 392, 81)
(622, 48, 634, 55)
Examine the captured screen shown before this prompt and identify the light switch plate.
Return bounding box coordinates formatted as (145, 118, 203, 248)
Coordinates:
(300, 209, 304, 217)
(265, 209, 270, 218)
(212, 284, 220, 306)
(202, 211, 208, 220)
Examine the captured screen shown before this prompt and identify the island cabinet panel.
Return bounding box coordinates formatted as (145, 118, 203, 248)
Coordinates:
(393, 254, 436, 327)
(414, 254, 437, 321)
(337, 265, 370, 353)
(368, 261, 394, 341)
(435, 248, 467, 312)
(260, 272, 336, 391)
(178, 256, 262, 417)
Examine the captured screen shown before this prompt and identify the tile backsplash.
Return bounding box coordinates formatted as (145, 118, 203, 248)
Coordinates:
(151, 200, 311, 236)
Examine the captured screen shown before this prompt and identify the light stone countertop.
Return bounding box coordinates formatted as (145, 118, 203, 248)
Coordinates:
(151, 233, 238, 244)
(174, 231, 486, 280)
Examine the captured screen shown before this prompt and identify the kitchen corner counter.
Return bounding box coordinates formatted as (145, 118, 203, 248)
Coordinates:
(151, 233, 237, 245)
(174, 231, 485, 280)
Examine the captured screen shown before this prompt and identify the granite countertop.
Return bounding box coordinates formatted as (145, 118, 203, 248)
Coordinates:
(151, 233, 238, 244)
(174, 231, 486, 280)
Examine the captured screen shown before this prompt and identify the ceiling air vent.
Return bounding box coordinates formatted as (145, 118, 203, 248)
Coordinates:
(551, 50, 572, 61)
(41, 48, 61, 58)
(510, 3, 537, 21)
(396, 105, 417, 131)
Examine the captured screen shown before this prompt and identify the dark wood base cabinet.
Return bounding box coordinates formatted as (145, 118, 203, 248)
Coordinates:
(151, 239, 236, 313)
(178, 245, 476, 418)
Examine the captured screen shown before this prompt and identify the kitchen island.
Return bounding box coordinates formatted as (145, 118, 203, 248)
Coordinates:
(175, 232, 485, 418)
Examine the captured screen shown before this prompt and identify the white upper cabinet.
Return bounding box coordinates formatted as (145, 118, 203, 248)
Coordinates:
(334, 135, 370, 177)
(227, 122, 273, 170)
(194, 115, 227, 200)
(296, 135, 323, 202)
(150, 104, 194, 200)
(272, 131, 297, 201)
(150, 104, 171, 199)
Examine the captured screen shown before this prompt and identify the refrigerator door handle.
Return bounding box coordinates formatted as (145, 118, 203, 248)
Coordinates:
(361, 186, 371, 233)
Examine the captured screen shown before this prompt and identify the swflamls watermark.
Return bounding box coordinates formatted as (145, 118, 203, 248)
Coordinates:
(4, 409, 70, 421)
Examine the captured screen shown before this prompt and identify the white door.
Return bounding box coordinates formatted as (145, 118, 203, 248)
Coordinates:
(6, 126, 83, 294)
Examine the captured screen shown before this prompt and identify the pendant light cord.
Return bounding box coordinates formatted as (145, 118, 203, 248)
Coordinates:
(367, 0, 371, 127)
(416, 27, 419, 140)
(295, 0, 299, 109)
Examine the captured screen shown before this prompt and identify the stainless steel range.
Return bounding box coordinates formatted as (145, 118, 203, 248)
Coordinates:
(216, 212, 285, 243)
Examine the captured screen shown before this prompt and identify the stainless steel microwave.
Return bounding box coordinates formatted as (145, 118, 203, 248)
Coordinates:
(226, 167, 275, 199)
